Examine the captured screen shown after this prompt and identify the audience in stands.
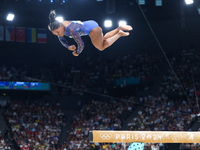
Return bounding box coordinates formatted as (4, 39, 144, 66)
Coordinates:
(66, 98, 137, 150)
(1, 50, 200, 150)
(51, 53, 162, 96)
(0, 132, 12, 150)
(159, 49, 200, 98)
(0, 65, 43, 82)
(4, 100, 66, 150)
(127, 94, 199, 150)
(0, 65, 27, 81)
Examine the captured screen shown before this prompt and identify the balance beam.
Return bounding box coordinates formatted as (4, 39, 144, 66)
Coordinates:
(89, 130, 200, 143)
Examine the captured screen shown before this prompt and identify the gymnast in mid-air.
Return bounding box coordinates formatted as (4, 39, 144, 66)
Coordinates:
(48, 10, 133, 56)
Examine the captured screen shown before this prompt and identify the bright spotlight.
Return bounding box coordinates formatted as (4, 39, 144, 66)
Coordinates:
(55, 17, 64, 23)
(104, 20, 112, 27)
(6, 14, 15, 21)
(50, 0, 53, 2)
(119, 21, 127, 26)
(185, 0, 193, 4)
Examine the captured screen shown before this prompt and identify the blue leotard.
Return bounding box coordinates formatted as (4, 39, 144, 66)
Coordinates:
(58, 20, 99, 55)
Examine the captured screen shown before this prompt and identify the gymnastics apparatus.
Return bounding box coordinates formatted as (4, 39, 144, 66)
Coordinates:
(89, 130, 200, 143)
(89, 130, 200, 150)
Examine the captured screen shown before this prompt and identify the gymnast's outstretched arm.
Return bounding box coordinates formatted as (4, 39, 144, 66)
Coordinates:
(58, 36, 69, 49)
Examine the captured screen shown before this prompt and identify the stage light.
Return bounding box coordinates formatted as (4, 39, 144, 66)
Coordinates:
(139, 0, 145, 5)
(185, 0, 193, 4)
(119, 21, 127, 26)
(50, 0, 53, 3)
(6, 14, 15, 21)
(62, 0, 65, 3)
(155, 0, 162, 6)
(104, 20, 112, 27)
(55, 17, 63, 23)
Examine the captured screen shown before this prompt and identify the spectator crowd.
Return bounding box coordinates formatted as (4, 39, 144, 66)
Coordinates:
(4, 100, 66, 150)
(66, 98, 137, 150)
(0, 65, 27, 81)
(160, 49, 200, 98)
(50, 52, 163, 96)
(0, 65, 44, 82)
(0, 50, 200, 150)
(0, 131, 12, 150)
(127, 93, 199, 150)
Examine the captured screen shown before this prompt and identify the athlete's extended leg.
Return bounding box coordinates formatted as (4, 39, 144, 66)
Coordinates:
(105, 30, 129, 48)
(89, 27, 130, 51)
(104, 25, 133, 39)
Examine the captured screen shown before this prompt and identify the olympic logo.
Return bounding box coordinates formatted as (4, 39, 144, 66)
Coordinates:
(100, 133, 112, 140)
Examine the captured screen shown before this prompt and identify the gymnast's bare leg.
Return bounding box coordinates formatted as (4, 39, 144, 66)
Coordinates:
(104, 25, 133, 39)
(89, 25, 133, 51)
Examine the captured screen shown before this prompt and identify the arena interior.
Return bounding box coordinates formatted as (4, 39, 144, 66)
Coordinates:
(0, 0, 200, 149)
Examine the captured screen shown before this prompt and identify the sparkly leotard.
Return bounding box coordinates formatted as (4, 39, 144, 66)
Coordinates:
(58, 20, 99, 55)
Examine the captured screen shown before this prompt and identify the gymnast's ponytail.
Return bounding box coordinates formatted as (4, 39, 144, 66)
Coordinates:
(48, 10, 62, 31)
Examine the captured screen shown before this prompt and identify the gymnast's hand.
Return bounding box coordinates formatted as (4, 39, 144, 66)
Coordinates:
(72, 51, 79, 56)
(68, 45, 78, 56)
(68, 45, 76, 51)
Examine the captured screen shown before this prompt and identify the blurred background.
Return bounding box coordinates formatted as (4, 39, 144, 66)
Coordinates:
(0, 0, 200, 150)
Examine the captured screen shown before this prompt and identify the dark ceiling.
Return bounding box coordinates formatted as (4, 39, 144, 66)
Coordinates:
(0, 0, 200, 27)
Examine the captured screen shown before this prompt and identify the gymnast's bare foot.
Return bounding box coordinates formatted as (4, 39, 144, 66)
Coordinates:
(119, 25, 133, 31)
(118, 30, 130, 37)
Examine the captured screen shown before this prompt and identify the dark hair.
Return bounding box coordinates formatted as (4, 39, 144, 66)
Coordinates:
(48, 10, 62, 31)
